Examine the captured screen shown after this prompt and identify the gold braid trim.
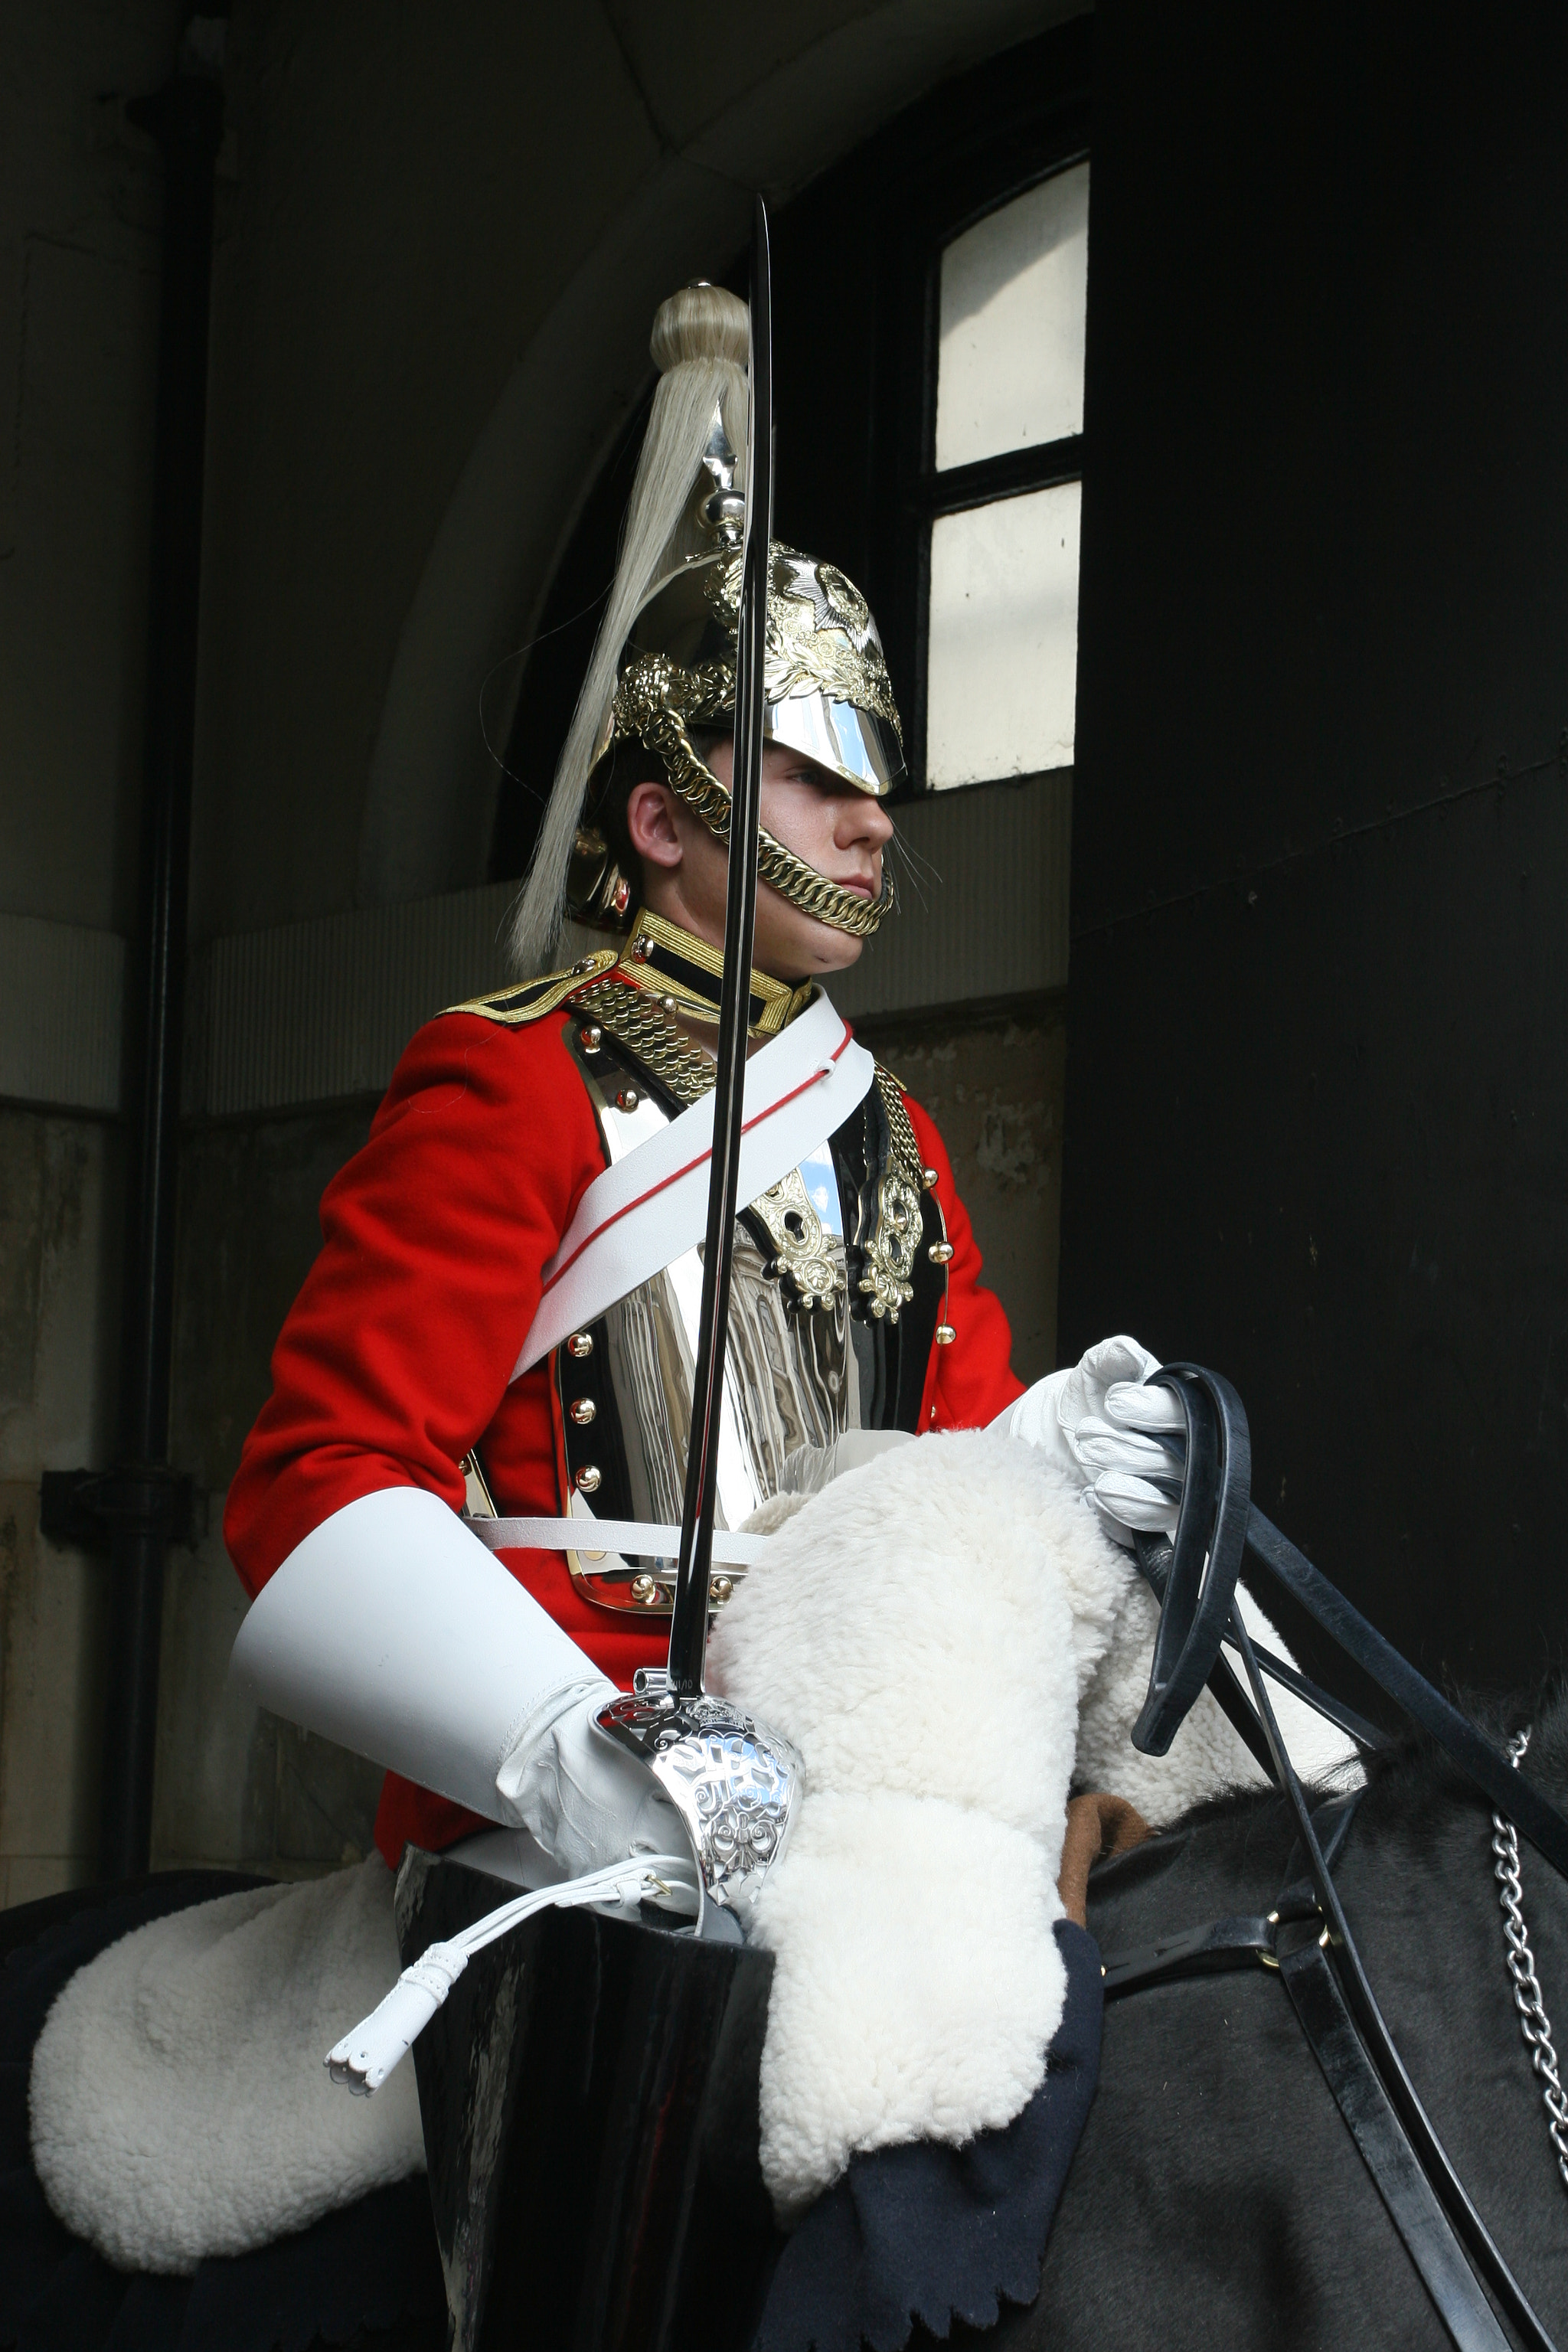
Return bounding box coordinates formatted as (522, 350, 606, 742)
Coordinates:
(613, 657, 893, 941)
(444, 949, 619, 1025)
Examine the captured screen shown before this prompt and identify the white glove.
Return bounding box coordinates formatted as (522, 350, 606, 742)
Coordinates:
(496, 1682, 687, 1882)
(992, 1334, 1185, 1547)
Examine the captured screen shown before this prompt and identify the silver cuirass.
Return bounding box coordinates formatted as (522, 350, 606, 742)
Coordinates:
(547, 997, 945, 1615)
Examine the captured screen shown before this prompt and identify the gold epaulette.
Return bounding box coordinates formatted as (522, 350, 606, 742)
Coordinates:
(443, 947, 619, 1027)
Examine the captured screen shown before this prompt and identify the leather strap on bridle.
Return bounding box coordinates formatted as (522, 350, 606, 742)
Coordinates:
(1279, 1942, 1514, 2352)
(1102, 1796, 1515, 2352)
(1107, 1364, 1568, 2352)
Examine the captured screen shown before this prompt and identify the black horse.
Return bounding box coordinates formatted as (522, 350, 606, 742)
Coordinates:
(932, 1690, 1568, 2352)
(5, 1696, 1567, 2351)
(8, 1334, 1568, 2352)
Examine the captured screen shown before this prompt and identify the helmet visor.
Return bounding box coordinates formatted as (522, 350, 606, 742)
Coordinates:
(764, 690, 903, 797)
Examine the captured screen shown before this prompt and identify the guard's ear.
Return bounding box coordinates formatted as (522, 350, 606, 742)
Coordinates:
(625, 779, 684, 871)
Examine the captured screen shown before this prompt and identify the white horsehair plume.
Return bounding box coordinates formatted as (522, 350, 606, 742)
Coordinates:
(506, 283, 750, 976)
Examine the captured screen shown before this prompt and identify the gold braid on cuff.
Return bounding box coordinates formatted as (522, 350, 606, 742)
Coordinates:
(614, 656, 893, 941)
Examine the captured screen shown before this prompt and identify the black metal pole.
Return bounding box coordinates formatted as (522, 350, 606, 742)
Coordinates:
(666, 198, 773, 1699)
(99, 26, 224, 1881)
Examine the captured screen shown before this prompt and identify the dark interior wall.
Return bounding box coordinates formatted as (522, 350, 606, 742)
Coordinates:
(1063, 0, 1568, 1690)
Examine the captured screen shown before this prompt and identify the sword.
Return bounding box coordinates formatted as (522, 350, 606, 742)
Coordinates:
(593, 199, 803, 1932)
(666, 196, 774, 1701)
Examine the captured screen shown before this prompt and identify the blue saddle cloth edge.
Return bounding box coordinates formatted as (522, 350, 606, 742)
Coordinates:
(752, 1920, 1104, 2352)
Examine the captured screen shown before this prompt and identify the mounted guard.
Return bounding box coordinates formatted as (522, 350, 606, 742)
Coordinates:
(13, 214, 1568, 2352)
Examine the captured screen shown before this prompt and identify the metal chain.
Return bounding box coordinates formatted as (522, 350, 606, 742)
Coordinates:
(570, 977, 718, 1107)
(1491, 1725, 1568, 2193)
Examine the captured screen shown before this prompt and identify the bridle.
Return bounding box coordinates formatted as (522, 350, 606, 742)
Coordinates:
(1096, 1364, 1568, 2352)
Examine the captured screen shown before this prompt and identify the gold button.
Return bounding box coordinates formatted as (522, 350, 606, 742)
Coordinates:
(567, 1331, 593, 1359)
(579, 1023, 603, 1052)
(572, 958, 595, 975)
(709, 1574, 733, 1605)
(928, 1240, 954, 1264)
(631, 1573, 657, 1604)
(575, 1465, 602, 1493)
(616, 1086, 640, 1112)
(570, 1397, 596, 1425)
(922, 1166, 939, 1189)
(935, 1322, 956, 1346)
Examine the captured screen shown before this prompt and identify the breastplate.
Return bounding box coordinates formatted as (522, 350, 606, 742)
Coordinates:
(547, 992, 948, 1615)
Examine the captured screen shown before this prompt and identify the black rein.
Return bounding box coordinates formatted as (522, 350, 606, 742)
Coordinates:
(1097, 1364, 1568, 2352)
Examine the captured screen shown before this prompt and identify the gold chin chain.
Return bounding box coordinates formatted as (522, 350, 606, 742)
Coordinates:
(683, 765, 894, 939)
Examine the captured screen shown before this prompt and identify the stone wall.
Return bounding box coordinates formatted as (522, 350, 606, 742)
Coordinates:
(151, 1099, 384, 1875)
(0, 0, 1080, 1900)
(861, 996, 1067, 1386)
(0, 1109, 121, 1902)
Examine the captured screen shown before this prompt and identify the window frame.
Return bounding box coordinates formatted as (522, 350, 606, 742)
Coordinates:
(876, 99, 1091, 800)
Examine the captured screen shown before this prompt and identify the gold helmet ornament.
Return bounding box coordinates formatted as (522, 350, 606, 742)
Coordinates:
(508, 285, 903, 975)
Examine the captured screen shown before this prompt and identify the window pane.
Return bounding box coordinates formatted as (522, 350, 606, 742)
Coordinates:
(934, 162, 1089, 472)
(926, 481, 1080, 789)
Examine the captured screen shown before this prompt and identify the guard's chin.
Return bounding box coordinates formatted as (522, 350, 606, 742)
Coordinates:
(810, 926, 864, 974)
(756, 891, 867, 981)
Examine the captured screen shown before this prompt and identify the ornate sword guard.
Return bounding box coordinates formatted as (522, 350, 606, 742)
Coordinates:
(594, 1667, 804, 1933)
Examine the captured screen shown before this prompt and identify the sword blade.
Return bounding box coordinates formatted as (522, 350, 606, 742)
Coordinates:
(667, 195, 773, 1697)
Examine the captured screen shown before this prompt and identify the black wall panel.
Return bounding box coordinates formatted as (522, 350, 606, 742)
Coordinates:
(1063, 0, 1568, 1687)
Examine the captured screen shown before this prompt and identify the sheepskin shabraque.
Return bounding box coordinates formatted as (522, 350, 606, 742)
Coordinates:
(24, 1423, 1354, 2285)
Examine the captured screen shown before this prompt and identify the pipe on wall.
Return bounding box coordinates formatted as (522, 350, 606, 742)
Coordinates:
(99, 19, 225, 1881)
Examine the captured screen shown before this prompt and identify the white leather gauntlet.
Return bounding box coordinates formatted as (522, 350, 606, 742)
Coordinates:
(230, 1486, 681, 1874)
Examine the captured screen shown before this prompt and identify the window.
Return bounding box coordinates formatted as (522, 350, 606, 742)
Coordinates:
(488, 20, 1093, 880)
(924, 162, 1088, 790)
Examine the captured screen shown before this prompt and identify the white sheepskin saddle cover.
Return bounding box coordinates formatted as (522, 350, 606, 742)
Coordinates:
(30, 1427, 1352, 2268)
(713, 1428, 1352, 2215)
(29, 1855, 423, 2274)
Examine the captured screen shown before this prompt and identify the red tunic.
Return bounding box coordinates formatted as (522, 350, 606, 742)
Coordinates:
(224, 991, 1024, 1864)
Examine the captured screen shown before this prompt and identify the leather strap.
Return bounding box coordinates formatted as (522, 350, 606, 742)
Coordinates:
(1203, 1379, 1557, 2352)
(1100, 1912, 1278, 1996)
(1280, 1940, 1513, 2352)
(469, 1515, 769, 1568)
(1116, 1370, 1560, 2352)
(1130, 1364, 1250, 1755)
(1134, 1529, 1388, 1763)
(1100, 1824, 1545, 2351)
(1099, 1795, 1361, 1999)
(1246, 1504, 1568, 1880)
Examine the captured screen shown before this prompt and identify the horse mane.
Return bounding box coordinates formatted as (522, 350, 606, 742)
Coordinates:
(1117, 1672, 1568, 1879)
(1352, 1668, 1568, 1829)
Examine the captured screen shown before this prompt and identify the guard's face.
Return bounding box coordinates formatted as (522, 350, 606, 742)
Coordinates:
(627, 742, 893, 983)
